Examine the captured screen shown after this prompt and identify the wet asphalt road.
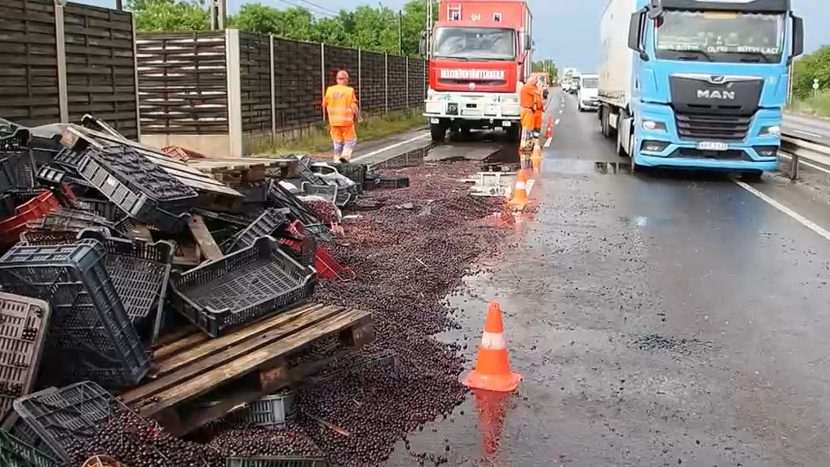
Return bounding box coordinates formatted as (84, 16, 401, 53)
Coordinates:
(385, 88, 830, 466)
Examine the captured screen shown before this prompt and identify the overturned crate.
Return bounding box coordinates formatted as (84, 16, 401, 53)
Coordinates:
(0, 241, 150, 388)
(77, 145, 199, 232)
(121, 303, 373, 436)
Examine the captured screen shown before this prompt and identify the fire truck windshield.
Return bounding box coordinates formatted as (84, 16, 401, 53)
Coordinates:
(432, 27, 516, 61)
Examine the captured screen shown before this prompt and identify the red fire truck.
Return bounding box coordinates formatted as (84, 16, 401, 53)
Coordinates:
(423, 0, 533, 142)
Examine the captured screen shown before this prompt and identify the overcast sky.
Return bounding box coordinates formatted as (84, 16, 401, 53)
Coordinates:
(81, 0, 830, 71)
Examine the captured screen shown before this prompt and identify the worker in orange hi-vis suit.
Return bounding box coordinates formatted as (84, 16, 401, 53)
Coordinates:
(323, 70, 361, 163)
(519, 75, 541, 153)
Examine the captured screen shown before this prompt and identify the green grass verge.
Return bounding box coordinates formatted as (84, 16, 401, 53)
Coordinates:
(253, 110, 426, 156)
(789, 90, 830, 118)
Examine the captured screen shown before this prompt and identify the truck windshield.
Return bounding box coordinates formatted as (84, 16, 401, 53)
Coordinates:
(433, 27, 516, 61)
(655, 11, 785, 63)
(581, 78, 598, 88)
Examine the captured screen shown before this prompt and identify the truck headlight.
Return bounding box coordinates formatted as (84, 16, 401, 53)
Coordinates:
(642, 120, 667, 132)
(503, 95, 519, 104)
(758, 125, 781, 137)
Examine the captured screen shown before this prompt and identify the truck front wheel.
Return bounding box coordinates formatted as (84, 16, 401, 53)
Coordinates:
(430, 122, 447, 143)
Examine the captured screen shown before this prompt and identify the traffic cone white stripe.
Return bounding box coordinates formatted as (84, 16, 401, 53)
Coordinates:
(514, 182, 526, 190)
(481, 331, 507, 350)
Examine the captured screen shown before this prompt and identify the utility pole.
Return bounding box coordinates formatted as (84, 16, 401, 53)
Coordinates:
(426, 0, 433, 57)
(398, 11, 403, 55)
(115, 0, 123, 10)
(210, 0, 227, 31)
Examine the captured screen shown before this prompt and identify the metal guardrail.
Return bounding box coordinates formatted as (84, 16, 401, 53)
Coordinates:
(781, 135, 830, 180)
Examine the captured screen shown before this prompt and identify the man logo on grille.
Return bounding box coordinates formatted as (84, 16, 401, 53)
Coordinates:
(697, 89, 736, 100)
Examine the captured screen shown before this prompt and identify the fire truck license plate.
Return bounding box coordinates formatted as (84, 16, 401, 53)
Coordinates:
(696, 141, 729, 151)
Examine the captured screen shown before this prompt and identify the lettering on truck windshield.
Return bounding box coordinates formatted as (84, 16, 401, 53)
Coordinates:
(655, 11, 784, 63)
(433, 27, 516, 61)
(439, 69, 506, 80)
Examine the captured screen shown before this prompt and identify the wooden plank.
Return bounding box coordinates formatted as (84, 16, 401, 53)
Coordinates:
(122, 304, 347, 404)
(135, 308, 371, 417)
(154, 303, 324, 377)
(153, 332, 209, 361)
(188, 214, 223, 262)
(153, 326, 200, 350)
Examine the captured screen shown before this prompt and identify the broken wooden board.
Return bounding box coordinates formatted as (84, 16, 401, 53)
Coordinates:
(121, 303, 374, 436)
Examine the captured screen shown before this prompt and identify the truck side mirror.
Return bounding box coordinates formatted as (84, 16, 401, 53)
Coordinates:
(628, 12, 649, 61)
(525, 34, 532, 51)
(791, 15, 804, 58)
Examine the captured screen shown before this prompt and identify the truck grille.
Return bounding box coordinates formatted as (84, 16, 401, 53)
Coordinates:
(675, 113, 752, 141)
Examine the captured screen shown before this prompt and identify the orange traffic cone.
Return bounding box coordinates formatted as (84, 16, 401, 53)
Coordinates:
(463, 302, 521, 392)
(544, 117, 554, 139)
(508, 169, 529, 210)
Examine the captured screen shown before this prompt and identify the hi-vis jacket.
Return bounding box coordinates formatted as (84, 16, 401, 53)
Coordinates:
(323, 84, 358, 127)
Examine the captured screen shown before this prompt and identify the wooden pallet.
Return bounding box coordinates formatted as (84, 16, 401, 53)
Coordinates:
(120, 303, 373, 436)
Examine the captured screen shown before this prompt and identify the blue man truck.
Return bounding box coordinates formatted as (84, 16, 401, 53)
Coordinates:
(598, 0, 804, 179)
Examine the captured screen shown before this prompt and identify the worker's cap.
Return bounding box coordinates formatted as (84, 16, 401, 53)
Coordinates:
(336, 70, 350, 80)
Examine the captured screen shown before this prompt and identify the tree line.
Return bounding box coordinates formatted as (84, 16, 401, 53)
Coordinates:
(129, 0, 433, 56)
(792, 45, 830, 100)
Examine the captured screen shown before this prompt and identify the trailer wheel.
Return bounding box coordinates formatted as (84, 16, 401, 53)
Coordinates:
(430, 123, 447, 143)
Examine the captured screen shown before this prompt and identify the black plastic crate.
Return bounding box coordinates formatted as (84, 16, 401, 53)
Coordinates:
(0, 129, 34, 192)
(11, 382, 132, 462)
(0, 293, 51, 422)
(0, 240, 150, 388)
(330, 162, 367, 192)
(26, 207, 114, 233)
(18, 230, 78, 246)
(75, 197, 128, 223)
(1, 411, 58, 461)
(226, 208, 289, 253)
(0, 428, 58, 467)
(169, 236, 317, 337)
(226, 457, 330, 467)
(267, 181, 320, 226)
(78, 229, 174, 337)
(375, 175, 409, 189)
(77, 146, 197, 232)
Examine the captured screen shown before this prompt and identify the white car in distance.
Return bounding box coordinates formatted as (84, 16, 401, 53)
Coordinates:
(577, 74, 599, 112)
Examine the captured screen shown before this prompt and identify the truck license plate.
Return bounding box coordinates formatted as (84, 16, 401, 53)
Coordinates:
(696, 141, 729, 151)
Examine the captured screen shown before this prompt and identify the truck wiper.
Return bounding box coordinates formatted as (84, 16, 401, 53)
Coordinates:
(734, 51, 772, 64)
(433, 55, 470, 62)
(676, 49, 714, 62)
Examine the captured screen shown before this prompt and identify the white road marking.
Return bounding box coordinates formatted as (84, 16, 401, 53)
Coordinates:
(555, 118, 560, 125)
(779, 153, 830, 176)
(735, 180, 830, 241)
(559, 110, 563, 114)
(351, 133, 430, 162)
(544, 137, 552, 148)
(526, 178, 535, 195)
(792, 129, 824, 139)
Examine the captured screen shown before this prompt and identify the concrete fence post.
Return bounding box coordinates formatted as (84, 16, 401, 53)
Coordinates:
(384, 53, 389, 114)
(269, 34, 276, 135)
(320, 43, 326, 121)
(225, 29, 243, 158)
(54, 1, 69, 123)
